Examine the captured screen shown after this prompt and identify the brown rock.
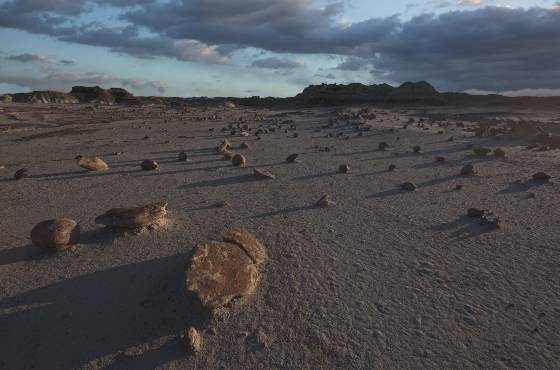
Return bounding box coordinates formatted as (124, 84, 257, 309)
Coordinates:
(14, 168, 28, 180)
(286, 153, 299, 163)
(401, 182, 417, 191)
(413, 145, 421, 153)
(253, 168, 275, 179)
(95, 202, 168, 229)
(232, 154, 246, 167)
(186, 241, 259, 309)
(339, 164, 350, 173)
(141, 159, 159, 171)
(460, 164, 475, 176)
(223, 227, 267, 265)
(481, 214, 501, 228)
(76, 155, 109, 171)
(240, 142, 250, 149)
(493, 148, 506, 157)
(222, 151, 236, 159)
(473, 146, 492, 156)
(185, 328, 202, 353)
(388, 164, 396, 171)
(467, 208, 487, 218)
(378, 142, 389, 151)
(435, 156, 445, 162)
(31, 218, 80, 251)
(316, 194, 336, 207)
(532, 172, 551, 182)
(178, 152, 188, 161)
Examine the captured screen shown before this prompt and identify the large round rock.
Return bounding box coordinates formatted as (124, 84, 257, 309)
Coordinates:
(222, 227, 267, 266)
(31, 218, 80, 251)
(186, 241, 259, 309)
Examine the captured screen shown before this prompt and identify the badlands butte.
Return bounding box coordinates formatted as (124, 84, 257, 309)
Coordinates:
(1, 81, 560, 369)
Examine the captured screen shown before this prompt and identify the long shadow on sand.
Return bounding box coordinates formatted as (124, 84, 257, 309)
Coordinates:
(498, 180, 551, 194)
(431, 215, 496, 240)
(251, 205, 317, 218)
(180, 174, 261, 189)
(0, 254, 210, 370)
(292, 171, 338, 181)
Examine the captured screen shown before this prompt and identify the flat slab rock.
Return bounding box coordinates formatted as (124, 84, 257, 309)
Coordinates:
(95, 202, 168, 229)
(186, 241, 259, 309)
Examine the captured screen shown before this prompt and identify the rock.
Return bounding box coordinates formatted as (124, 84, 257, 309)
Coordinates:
(185, 328, 202, 353)
(401, 182, 417, 191)
(14, 168, 28, 180)
(481, 214, 501, 228)
(286, 153, 299, 163)
(222, 151, 236, 159)
(473, 146, 492, 156)
(447, 136, 454, 142)
(95, 202, 168, 229)
(216, 140, 231, 154)
(413, 145, 421, 153)
(316, 194, 336, 207)
(460, 164, 475, 176)
(378, 142, 389, 151)
(454, 184, 463, 191)
(388, 164, 396, 172)
(467, 208, 487, 218)
(141, 160, 159, 171)
(76, 155, 109, 171)
(493, 148, 506, 157)
(240, 142, 250, 149)
(178, 152, 188, 161)
(222, 227, 267, 266)
(232, 154, 246, 167)
(435, 156, 445, 162)
(339, 164, 350, 173)
(186, 241, 259, 309)
(532, 172, 551, 182)
(224, 101, 236, 108)
(31, 218, 80, 251)
(253, 168, 275, 179)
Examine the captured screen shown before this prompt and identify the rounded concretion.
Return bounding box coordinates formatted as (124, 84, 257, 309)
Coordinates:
(222, 227, 267, 266)
(186, 241, 259, 309)
(31, 218, 80, 251)
(231, 154, 246, 167)
(141, 160, 159, 171)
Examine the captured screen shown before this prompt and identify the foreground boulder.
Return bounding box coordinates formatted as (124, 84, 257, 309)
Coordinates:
(222, 227, 267, 265)
(95, 202, 168, 229)
(186, 228, 266, 309)
(31, 218, 80, 251)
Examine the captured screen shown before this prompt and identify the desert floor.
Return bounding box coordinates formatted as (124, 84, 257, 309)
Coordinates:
(1, 102, 560, 369)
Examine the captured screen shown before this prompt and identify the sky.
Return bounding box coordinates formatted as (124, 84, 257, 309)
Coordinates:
(0, 0, 559, 97)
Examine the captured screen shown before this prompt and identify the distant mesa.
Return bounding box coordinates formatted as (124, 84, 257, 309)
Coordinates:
(2, 81, 560, 107)
(5, 85, 142, 105)
(295, 81, 441, 105)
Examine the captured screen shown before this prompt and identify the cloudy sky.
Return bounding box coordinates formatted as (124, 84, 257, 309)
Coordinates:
(0, 0, 559, 97)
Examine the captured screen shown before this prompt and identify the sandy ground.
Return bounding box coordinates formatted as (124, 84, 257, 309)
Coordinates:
(1, 102, 560, 369)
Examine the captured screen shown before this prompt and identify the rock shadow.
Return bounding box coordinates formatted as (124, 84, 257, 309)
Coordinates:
(0, 254, 211, 369)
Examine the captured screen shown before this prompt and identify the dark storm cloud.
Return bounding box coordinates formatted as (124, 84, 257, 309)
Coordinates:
(1, 0, 560, 91)
(252, 57, 301, 69)
(372, 7, 560, 90)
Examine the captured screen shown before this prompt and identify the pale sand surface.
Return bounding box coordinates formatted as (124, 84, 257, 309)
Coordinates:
(1, 102, 560, 369)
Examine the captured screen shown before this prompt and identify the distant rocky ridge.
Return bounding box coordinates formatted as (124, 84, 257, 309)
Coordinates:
(2, 82, 560, 107)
